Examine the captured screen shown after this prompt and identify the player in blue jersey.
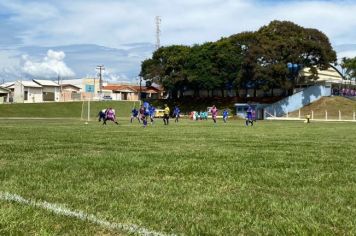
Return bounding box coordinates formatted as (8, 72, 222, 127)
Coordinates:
(173, 106, 181, 123)
(149, 105, 156, 124)
(223, 109, 228, 123)
(246, 106, 254, 126)
(130, 107, 140, 123)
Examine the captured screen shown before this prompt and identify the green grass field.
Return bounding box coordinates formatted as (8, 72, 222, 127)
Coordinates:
(1, 118, 356, 235)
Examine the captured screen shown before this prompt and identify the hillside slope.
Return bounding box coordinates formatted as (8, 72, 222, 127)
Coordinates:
(290, 97, 356, 119)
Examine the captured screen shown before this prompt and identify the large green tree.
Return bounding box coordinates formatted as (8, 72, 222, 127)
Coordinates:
(140, 45, 190, 98)
(140, 20, 337, 98)
(242, 21, 337, 95)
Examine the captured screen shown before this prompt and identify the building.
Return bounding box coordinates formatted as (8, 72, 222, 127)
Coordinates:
(60, 84, 81, 102)
(0, 78, 165, 103)
(14, 81, 43, 103)
(33, 79, 61, 102)
(0, 82, 15, 102)
(0, 86, 11, 103)
(102, 84, 163, 101)
(301, 66, 344, 85)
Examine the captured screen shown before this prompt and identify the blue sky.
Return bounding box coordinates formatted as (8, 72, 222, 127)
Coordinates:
(1, 0, 356, 81)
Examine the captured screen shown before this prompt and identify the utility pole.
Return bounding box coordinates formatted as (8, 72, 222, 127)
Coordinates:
(96, 65, 105, 96)
(155, 16, 161, 50)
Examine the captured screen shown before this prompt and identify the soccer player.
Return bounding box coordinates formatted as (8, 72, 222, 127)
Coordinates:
(223, 109, 228, 123)
(163, 104, 170, 125)
(98, 108, 107, 122)
(130, 107, 140, 123)
(142, 107, 149, 128)
(103, 108, 118, 125)
(204, 111, 208, 120)
(149, 105, 156, 124)
(139, 105, 145, 121)
(173, 106, 180, 123)
(211, 105, 218, 123)
(246, 106, 254, 126)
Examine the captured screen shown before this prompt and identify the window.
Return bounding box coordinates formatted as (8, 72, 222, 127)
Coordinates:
(24, 91, 28, 100)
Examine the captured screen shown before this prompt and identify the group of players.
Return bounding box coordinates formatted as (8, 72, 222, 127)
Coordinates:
(98, 102, 255, 127)
(130, 103, 179, 127)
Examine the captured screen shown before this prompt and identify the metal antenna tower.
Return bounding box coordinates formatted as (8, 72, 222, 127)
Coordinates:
(155, 16, 161, 50)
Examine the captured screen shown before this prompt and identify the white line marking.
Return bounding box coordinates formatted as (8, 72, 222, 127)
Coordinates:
(0, 192, 174, 236)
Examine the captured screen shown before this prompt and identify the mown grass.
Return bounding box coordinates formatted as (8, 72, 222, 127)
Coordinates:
(0, 100, 138, 118)
(0, 118, 356, 235)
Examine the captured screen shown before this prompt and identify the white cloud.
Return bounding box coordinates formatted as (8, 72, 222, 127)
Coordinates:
(1, 0, 356, 82)
(22, 50, 75, 79)
(1, 0, 356, 47)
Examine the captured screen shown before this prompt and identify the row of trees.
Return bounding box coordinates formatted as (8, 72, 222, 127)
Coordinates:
(140, 21, 337, 98)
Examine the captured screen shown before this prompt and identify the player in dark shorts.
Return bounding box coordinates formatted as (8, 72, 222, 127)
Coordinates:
(98, 108, 107, 122)
(163, 104, 170, 125)
(103, 108, 118, 125)
(130, 108, 140, 123)
(173, 106, 181, 123)
(149, 105, 156, 124)
(246, 106, 254, 126)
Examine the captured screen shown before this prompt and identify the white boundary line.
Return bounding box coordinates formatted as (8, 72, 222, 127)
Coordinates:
(0, 192, 174, 236)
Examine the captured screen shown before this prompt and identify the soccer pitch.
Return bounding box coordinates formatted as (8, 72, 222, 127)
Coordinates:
(1, 119, 355, 235)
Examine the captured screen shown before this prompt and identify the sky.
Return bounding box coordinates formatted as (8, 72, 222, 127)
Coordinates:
(1, 0, 356, 82)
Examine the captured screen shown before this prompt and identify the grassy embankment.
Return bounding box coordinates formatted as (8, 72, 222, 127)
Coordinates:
(0, 101, 138, 118)
(289, 96, 356, 120)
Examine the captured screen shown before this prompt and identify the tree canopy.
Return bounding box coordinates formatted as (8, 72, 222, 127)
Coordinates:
(140, 21, 337, 98)
(341, 57, 356, 81)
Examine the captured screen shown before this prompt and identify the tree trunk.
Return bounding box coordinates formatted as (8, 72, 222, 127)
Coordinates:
(221, 88, 225, 98)
(254, 88, 257, 97)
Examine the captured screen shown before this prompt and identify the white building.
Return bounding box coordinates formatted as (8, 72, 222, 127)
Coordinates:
(33, 79, 61, 102)
(14, 81, 43, 103)
(0, 86, 11, 103)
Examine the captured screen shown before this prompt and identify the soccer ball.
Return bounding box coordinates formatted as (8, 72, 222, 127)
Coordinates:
(85, 122, 88, 125)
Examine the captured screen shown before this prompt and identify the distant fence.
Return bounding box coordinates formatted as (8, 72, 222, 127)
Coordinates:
(266, 109, 356, 122)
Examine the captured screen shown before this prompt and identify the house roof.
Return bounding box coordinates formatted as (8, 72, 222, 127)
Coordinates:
(0, 82, 14, 88)
(0, 86, 11, 93)
(20, 81, 42, 88)
(61, 84, 81, 89)
(33, 79, 60, 87)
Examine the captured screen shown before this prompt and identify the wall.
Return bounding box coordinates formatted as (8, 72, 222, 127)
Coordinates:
(264, 85, 331, 117)
(24, 87, 43, 103)
(42, 86, 60, 102)
(13, 81, 24, 103)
